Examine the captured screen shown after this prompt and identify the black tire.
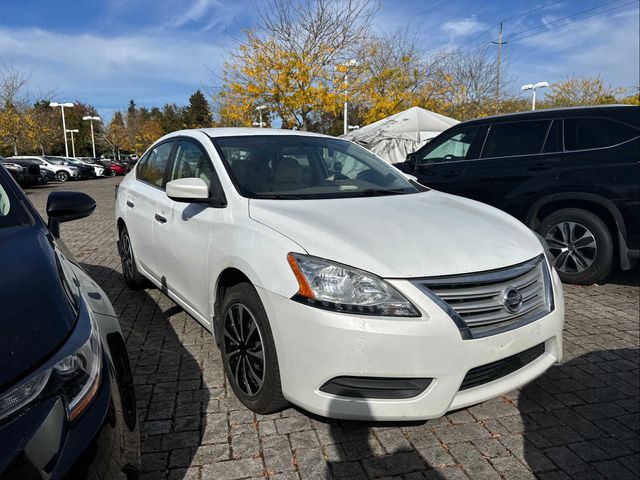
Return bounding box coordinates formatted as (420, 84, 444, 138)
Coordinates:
(537, 208, 613, 285)
(220, 283, 288, 414)
(119, 225, 148, 289)
(56, 171, 69, 182)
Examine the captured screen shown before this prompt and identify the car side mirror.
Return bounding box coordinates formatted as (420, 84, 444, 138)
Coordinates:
(166, 178, 211, 203)
(47, 191, 96, 238)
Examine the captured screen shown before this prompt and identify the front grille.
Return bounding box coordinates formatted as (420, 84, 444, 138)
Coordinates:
(460, 343, 546, 390)
(413, 255, 553, 339)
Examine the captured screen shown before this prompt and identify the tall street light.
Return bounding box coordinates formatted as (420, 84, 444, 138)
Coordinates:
(50, 102, 74, 156)
(66, 129, 79, 157)
(339, 59, 358, 135)
(521, 81, 549, 111)
(255, 105, 267, 128)
(83, 116, 101, 158)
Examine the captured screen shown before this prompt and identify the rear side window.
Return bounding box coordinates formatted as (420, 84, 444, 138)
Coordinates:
(482, 120, 551, 158)
(564, 117, 639, 151)
(136, 142, 174, 188)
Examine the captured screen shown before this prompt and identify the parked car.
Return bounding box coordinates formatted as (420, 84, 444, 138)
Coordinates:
(0, 165, 139, 478)
(115, 129, 564, 421)
(39, 165, 57, 184)
(66, 157, 105, 177)
(0, 157, 41, 187)
(106, 160, 127, 176)
(399, 105, 640, 285)
(12, 155, 80, 182)
(45, 156, 95, 179)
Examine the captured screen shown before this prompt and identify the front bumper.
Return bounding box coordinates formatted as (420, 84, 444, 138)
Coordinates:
(257, 268, 564, 421)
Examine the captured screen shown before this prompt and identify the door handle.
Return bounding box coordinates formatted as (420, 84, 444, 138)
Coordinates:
(154, 213, 167, 224)
(126, 200, 134, 208)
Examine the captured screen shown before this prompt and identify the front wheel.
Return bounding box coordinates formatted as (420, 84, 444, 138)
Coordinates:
(220, 283, 287, 414)
(56, 171, 69, 182)
(537, 208, 613, 285)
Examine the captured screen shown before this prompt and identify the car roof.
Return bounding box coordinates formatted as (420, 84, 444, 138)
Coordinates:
(460, 104, 638, 126)
(164, 127, 334, 140)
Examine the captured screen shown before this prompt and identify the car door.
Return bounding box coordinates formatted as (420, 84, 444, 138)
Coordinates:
(125, 141, 175, 279)
(408, 124, 486, 195)
(462, 118, 561, 219)
(152, 138, 227, 325)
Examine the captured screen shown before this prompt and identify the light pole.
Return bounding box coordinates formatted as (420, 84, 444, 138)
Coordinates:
(339, 59, 358, 135)
(521, 81, 549, 110)
(255, 105, 267, 128)
(50, 102, 74, 156)
(82, 116, 101, 158)
(66, 129, 79, 157)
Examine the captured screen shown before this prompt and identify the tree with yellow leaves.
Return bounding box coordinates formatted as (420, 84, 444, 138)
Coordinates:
(215, 0, 377, 130)
(544, 75, 625, 108)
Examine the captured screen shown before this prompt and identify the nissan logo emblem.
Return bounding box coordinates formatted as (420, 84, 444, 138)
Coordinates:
(503, 286, 523, 313)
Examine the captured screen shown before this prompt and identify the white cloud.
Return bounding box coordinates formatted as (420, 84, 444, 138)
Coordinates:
(509, 8, 640, 91)
(0, 27, 226, 115)
(441, 17, 486, 38)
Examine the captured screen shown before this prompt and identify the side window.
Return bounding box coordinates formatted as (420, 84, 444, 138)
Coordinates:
(137, 142, 174, 188)
(564, 117, 639, 151)
(482, 120, 550, 158)
(170, 141, 215, 188)
(417, 126, 482, 164)
(543, 120, 561, 153)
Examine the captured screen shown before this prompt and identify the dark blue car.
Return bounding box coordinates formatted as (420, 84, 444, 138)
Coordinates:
(0, 164, 139, 478)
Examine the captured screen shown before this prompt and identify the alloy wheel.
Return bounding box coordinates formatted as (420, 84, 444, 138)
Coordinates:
(120, 232, 134, 281)
(56, 171, 68, 182)
(223, 303, 265, 397)
(544, 221, 597, 274)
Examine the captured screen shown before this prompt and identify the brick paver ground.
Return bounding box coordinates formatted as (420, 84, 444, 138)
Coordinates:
(26, 177, 639, 479)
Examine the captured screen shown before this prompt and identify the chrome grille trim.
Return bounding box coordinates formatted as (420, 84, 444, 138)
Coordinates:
(412, 255, 553, 339)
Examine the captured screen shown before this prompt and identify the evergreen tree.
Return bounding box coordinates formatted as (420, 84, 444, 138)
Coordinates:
(186, 90, 212, 128)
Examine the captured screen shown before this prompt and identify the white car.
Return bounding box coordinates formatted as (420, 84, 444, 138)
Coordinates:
(8, 156, 79, 182)
(115, 129, 564, 421)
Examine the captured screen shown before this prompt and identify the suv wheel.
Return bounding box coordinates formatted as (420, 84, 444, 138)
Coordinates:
(220, 283, 287, 414)
(537, 208, 613, 285)
(56, 171, 69, 182)
(119, 225, 148, 289)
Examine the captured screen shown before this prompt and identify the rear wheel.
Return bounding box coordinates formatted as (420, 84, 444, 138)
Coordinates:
(119, 225, 148, 289)
(537, 208, 613, 285)
(220, 283, 288, 414)
(56, 171, 69, 182)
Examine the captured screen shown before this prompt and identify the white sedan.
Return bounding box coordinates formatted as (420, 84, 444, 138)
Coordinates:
(115, 128, 564, 421)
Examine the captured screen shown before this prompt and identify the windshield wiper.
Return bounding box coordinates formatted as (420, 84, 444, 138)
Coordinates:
(351, 188, 411, 196)
(255, 194, 307, 200)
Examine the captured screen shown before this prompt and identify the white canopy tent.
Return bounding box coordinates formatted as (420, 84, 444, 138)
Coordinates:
(342, 106, 459, 164)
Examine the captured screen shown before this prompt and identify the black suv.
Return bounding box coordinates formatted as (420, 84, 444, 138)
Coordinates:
(399, 105, 639, 285)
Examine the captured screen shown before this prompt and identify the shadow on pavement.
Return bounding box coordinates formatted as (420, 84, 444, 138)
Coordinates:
(520, 347, 639, 479)
(80, 263, 211, 480)
(602, 265, 640, 287)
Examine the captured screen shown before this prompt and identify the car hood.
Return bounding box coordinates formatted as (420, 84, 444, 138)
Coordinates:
(0, 227, 78, 390)
(249, 190, 543, 278)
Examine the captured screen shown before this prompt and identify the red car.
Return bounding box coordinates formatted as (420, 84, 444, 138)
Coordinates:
(98, 160, 126, 176)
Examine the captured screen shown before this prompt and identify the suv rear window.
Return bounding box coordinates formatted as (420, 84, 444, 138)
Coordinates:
(564, 117, 639, 151)
(482, 120, 551, 158)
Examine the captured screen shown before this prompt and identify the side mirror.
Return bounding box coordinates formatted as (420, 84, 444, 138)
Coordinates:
(166, 178, 210, 203)
(47, 191, 96, 238)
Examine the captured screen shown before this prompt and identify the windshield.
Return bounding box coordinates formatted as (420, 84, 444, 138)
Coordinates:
(211, 135, 422, 199)
(0, 170, 31, 228)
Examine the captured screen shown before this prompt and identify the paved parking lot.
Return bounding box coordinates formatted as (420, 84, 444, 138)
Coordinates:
(27, 177, 639, 480)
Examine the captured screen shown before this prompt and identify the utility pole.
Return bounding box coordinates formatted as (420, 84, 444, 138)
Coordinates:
(492, 22, 506, 112)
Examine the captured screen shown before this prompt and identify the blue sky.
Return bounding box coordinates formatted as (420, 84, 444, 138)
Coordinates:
(1, 0, 638, 122)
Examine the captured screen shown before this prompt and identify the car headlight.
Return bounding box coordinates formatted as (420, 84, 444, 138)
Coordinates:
(0, 308, 102, 422)
(287, 253, 420, 317)
(535, 232, 555, 269)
